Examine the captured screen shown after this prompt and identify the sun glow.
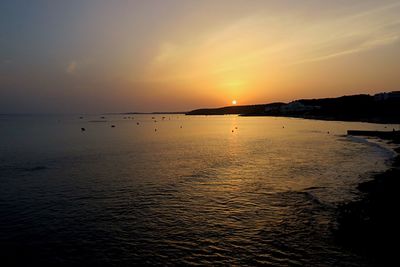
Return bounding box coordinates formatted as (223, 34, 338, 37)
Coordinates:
(232, 100, 237, 105)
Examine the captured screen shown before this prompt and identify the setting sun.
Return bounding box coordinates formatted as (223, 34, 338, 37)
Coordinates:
(232, 100, 237, 105)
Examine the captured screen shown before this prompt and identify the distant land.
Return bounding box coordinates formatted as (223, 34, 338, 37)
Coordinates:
(106, 111, 186, 115)
(186, 91, 400, 124)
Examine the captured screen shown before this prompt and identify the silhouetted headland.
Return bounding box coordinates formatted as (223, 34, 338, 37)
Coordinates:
(186, 91, 400, 123)
(106, 111, 186, 115)
(336, 129, 400, 264)
(185, 103, 283, 116)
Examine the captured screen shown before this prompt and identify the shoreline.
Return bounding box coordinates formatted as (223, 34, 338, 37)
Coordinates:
(185, 112, 400, 125)
(185, 92, 400, 124)
(241, 114, 400, 125)
(335, 131, 400, 265)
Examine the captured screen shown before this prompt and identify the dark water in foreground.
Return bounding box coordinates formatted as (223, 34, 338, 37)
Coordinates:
(0, 115, 396, 266)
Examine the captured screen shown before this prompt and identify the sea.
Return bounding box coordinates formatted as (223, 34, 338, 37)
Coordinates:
(0, 114, 397, 266)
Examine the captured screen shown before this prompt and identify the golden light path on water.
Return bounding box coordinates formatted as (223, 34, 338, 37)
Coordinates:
(0, 114, 397, 265)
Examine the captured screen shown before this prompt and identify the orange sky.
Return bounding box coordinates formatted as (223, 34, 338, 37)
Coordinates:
(1, 0, 400, 113)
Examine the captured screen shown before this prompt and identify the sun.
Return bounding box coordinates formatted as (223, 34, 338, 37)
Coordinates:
(232, 100, 237, 105)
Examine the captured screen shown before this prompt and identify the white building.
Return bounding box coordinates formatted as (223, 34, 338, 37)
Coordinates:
(374, 91, 400, 101)
(279, 101, 319, 113)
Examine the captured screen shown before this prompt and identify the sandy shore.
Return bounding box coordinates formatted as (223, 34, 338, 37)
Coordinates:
(335, 132, 400, 265)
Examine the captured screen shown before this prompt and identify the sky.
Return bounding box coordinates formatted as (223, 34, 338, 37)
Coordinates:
(1, 0, 400, 113)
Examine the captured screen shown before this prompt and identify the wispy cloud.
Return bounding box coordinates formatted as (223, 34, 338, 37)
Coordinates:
(66, 61, 78, 74)
(290, 35, 399, 66)
(146, 1, 400, 84)
(2, 59, 12, 65)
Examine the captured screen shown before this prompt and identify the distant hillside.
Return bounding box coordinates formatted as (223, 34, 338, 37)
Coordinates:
(186, 92, 400, 123)
(106, 111, 186, 115)
(185, 103, 284, 115)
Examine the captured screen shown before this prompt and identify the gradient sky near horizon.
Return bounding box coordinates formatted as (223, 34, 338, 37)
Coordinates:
(1, 0, 400, 113)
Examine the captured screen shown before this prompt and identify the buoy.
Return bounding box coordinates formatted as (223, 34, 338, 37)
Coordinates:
(111, 125, 115, 128)
(81, 128, 86, 131)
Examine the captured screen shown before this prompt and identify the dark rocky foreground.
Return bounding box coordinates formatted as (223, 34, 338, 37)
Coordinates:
(335, 131, 400, 265)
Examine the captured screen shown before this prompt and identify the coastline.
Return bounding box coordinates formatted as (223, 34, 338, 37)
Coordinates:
(186, 92, 400, 124)
(241, 114, 400, 125)
(335, 132, 400, 264)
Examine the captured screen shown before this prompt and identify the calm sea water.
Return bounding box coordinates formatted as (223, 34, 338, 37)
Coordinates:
(0, 114, 397, 266)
